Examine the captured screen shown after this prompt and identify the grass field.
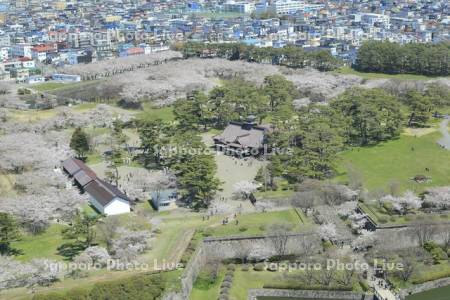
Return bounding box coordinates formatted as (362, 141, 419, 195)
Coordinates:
(205, 208, 309, 237)
(0, 172, 15, 196)
(138, 104, 175, 122)
(31, 81, 85, 92)
(406, 285, 450, 300)
(359, 202, 450, 226)
(336, 132, 450, 193)
(4, 206, 308, 298)
(10, 109, 58, 123)
(332, 66, 444, 81)
(11, 224, 72, 262)
(190, 267, 226, 300)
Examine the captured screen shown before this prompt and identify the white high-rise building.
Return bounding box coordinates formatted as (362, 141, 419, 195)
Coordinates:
(271, 0, 305, 15)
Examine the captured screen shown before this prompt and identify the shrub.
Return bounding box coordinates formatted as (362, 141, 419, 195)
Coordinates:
(359, 280, 369, 292)
(225, 270, 234, 277)
(220, 287, 230, 295)
(241, 264, 249, 271)
(263, 282, 352, 291)
(423, 241, 440, 252)
(253, 263, 265, 271)
(267, 264, 278, 272)
(221, 281, 231, 288)
(202, 228, 213, 237)
(223, 276, 233, 283)
(378, 216, 388, 224)
(430, 247, 447, 263)
(194, 269, 218, 289)
(89, 273, 164, 300)
(227, 264, 236, 271)
(239, 226, 248, 232)
(404, 216, 413, 222)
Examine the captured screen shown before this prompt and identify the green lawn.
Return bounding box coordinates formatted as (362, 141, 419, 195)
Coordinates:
(228, 268, 362, 300)
(71, 102, 98, 111)
(31, 82, 67, 91)
(138, 104, 175, 122)
(332, 66, 444, 81)
(190, 266, 226, 300)
(12, 224, 72, 262)
(389, 260, 450, 289)
(205, 209, 309, 237)
(406, 284, 450, 300)
(254, 189, 294, 200)
(31, 81, 84, 92)
(336, 132, 450, 193)
(359, 202, 450, 226)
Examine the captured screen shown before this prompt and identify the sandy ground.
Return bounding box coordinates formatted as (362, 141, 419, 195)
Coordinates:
(202, 132, 267, 213)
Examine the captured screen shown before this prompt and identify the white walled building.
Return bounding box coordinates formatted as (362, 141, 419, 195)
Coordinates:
(85, 179, 131, 216)
(271, 0, 305, 15)
(0, 47, 8, 61)
(11, 43, 32, 58)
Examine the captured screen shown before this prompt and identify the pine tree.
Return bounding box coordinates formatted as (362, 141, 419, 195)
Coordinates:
(70, 127, 90, 159)
(0, 212, 20, 255)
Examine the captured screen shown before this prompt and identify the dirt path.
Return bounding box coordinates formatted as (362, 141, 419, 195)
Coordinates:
(437, 118, 450, 149)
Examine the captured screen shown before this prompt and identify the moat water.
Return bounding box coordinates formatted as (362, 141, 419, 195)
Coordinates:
(405, 284, 450, 300)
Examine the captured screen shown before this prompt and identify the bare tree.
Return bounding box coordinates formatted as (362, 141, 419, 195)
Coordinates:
(267, 223, 293, 256)
(408, 221, 437, 247)
(291, 191, 318, 212)
(337, 267, 355, 286)
(319, 267, 336, 286)
(438, 225, 450, 252)
(97, 216, 120, 253)
(397, 256, 415, 281)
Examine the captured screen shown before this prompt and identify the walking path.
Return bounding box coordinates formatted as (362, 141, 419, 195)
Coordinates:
(437, 118, 450, 149)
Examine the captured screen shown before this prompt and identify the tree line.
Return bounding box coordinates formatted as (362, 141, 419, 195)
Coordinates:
(69, 76, 449, 207)
(179, 42, 342, 72)
(354, 41, 450, 76)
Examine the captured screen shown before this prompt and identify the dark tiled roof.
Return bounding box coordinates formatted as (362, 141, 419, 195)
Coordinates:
(62, 158, 86, 175)
(85, 178, 130, 207)
(73, 169, 96, 187)
(213, 121, 270, 149)
(62, 157, 97, 187)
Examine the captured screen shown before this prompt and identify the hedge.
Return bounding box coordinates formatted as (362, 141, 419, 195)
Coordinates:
(32, 273, 165, 300)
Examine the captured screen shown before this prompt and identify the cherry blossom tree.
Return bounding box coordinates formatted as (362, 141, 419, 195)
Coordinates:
(424, 187, 450, 210)
(318, 223, 338, 242)
(233, 181, 260, 199)
(381, 191, 422, 215)
(352, 230, 377, 251)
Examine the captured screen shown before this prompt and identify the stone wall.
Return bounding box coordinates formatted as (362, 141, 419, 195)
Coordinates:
(374, 225, 447, 251)
(247, 288, 374, 300)
(202, 231, 320, 261)
(164, 231, 321, 299)
(399, 277, 450, 299)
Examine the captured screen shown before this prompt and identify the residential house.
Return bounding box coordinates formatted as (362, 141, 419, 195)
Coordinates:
(11, 43, 32, 58)
(11, 68, 29, 82)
